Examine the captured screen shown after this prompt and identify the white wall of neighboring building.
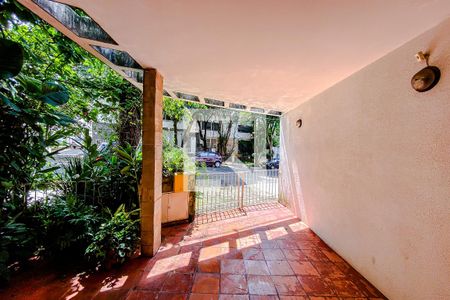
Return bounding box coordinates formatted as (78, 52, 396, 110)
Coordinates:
(280, 18, 450, 300)
(163, 119, 252, 149)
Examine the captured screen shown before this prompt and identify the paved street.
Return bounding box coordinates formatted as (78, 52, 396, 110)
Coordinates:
(197, 163, 268, 174)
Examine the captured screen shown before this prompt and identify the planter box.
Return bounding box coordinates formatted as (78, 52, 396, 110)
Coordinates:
(161, 191, 189, 224)
(173, 173, 196, 192)
(173, 173, 187, 192)
(162, 176, 174, 193)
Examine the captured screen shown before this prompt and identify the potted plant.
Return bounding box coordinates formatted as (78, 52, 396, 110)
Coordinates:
(163, 145, 190, 192)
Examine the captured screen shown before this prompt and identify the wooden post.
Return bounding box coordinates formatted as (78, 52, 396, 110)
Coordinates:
(140, 69, 163, 256)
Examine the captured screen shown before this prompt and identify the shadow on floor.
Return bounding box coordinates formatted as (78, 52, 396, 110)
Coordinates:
(0, 203, 387, 300)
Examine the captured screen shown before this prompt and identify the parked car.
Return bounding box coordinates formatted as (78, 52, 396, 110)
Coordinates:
(266, 158, 279, 169)
(195, 151, 222, 168)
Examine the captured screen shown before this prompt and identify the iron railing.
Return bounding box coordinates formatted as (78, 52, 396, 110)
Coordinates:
(10, 170, 279, 217)
(194, 169, 279, 215)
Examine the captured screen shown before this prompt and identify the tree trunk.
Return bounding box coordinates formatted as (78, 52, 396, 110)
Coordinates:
(118, 89, 141, 148)
(267, 138, 274, 160)
(173, 120, 178, 146)
(217, 120, 233, 157)
(202, 128, 208, 150)
(266, 122, 274, 160)
(197, 120, 208, 150)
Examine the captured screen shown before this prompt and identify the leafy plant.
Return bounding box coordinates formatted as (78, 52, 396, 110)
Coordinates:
(0, 38, 24, 79)
(0, 75, 74, 210)
(162, 134, 194, 176)
(85, 204, 139, 268)
(266, 116, 280, 160)
(0, 211, 35, 283)
(0, 2, 146, 284)
(163, 96, 187, 146)
(114, 144, 141, 186)
(112, 144, 142, 209)
(61, 131, 107, 181)
(37, 195, 102, 259)
(162, 145, 185, 176)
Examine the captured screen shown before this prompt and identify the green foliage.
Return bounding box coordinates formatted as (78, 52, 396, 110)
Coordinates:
(61, 130, 106, 182)
(163, 96, 187, 146)
(215, 109, 239, 158)
(163, 96, 187, 122)
(60, 136, 142, 211)
(0, 0, 39, 26)
(266, 116, 280, 159)
(0, 38, 24, 79)
(15, 75, 69, 106)
(0, 211, 35, 283)
(163, 146, 185, 176)
(1, 9, 143, 205)
(238, 140, 254, 163)
(1, 192, 140, 281)
(162, 138, 195, 176)
(0, 3, 144, 282)
(37, 195, 102, 258)
(85, 205, 139, 267)
(0, 75, 74, 208)
(114, 144, 142, 186)
(109, 144, 142, 209)
(2, 22, 132, 123)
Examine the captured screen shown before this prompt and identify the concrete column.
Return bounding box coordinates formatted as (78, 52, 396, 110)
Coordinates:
(141, 69, 163, 256)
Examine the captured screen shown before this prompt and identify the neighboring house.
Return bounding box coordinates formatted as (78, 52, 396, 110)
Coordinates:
(162, 117, 253, 155)
(47, 121, 115, 172)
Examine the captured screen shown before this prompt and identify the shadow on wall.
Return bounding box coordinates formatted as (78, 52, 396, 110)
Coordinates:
(277, 17, 450, 300)
(279, 116, 306, 223)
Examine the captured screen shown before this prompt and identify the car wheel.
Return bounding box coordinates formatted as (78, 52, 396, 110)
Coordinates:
(214, 161, 221, 168)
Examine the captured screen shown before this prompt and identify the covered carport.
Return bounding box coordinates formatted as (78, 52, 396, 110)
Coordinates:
(16, 1, 450, 299)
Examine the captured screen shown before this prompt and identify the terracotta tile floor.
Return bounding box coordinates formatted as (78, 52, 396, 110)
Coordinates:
(0, 203, 387, 299)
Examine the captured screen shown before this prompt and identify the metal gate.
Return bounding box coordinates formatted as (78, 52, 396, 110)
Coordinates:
(194, 169, 279, 215)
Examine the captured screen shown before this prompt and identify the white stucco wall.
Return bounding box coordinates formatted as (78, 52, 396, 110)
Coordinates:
(280, 18, 450, 300)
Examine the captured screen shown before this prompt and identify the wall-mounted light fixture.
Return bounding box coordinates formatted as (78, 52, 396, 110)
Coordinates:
(411, 51, 440, 92)
(296, 119, 302, 128)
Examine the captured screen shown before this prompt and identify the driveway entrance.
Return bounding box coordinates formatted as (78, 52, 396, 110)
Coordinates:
(194, 169, 279, 219)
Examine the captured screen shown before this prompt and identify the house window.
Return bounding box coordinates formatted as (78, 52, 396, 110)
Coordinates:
(201, 122, 220, 131)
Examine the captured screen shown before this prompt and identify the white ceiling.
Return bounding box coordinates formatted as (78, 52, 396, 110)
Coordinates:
(19, 0, 450, 113)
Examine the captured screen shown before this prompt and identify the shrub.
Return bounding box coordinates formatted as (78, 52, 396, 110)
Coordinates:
(60, 138, 142, 212)
(0, 212, 36, 284)
(163, 146, 185, 176)
(162, 142, 195, 177)
(85, 204, 139, 268)
(111, 144, 142, 210)
(37, 195, 102, 259)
